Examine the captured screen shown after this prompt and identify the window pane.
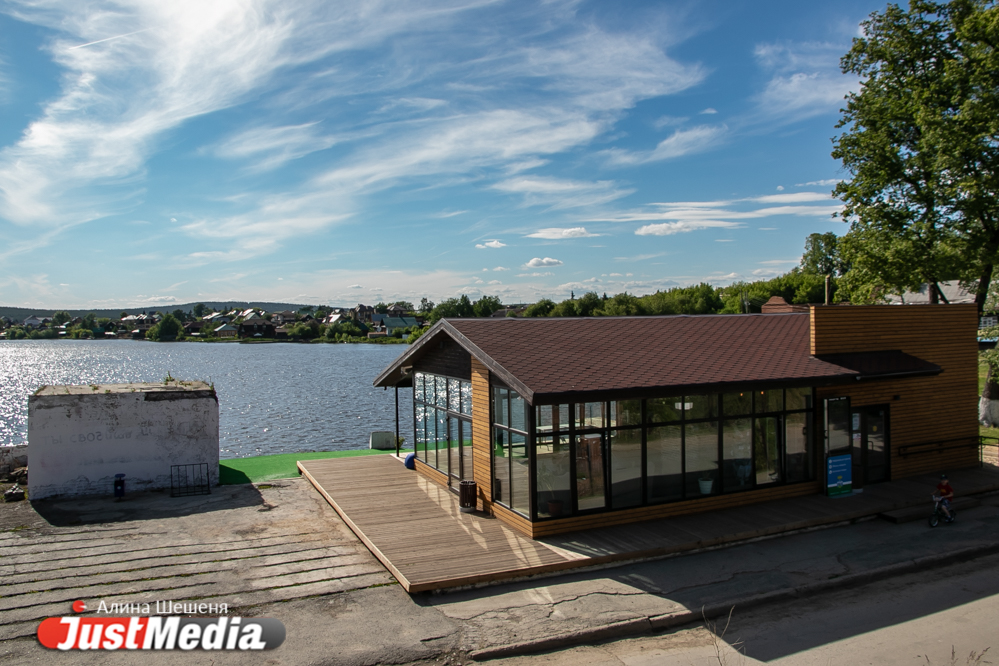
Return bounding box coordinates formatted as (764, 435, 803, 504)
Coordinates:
(536, 435, 571, 518)
(511, 432, 530, 516)
(460, 419, 474, 482)
(448, 378, 461, 412)
(786, 387, 812, 411)
(415, 373, 426, 404)
(722, 418, 753, 492)
(785, 412, 812, 483)
(610, 400, 642, 428)
(537, 405, 570, 433)
(723, 392, 751, 417)
(460, 381, 472, 415)
(647, 426, 682, 503)
(435, 376, 448, 408)
(510, 391, 527, 432)
(754, 389, 781, 413)
(415, 404, 428, 463)
(494, 387, 508, 426)
(754, 417, 781, 484)
(686, 395, 717, 420)
(435, 409, 448, 472)
(647, 397, 682, 424)
(575, 433, 605, 510)
(449, 417, 460, 478)
(685, 421, 719, 497)
(493, 427, 509, 505)
(575, 402, 605, 430)
(609, 428, 642, 509)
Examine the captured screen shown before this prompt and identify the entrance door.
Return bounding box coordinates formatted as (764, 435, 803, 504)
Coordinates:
(850, 406, 890, 487)
(447, 417, 475, 484)
(754, 416, 782, 486)
(574, 433, 606, 511)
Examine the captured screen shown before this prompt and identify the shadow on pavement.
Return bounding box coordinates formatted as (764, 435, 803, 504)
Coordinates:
(28, 482, 266, 526)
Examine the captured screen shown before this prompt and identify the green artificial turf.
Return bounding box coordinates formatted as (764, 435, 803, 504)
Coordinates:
(219, 448, 413, 485)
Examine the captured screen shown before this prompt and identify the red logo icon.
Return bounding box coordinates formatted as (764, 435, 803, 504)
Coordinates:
(72, 601, 87, 613)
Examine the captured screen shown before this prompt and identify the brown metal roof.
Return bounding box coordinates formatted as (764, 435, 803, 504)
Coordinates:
(375, 314, 866, 402)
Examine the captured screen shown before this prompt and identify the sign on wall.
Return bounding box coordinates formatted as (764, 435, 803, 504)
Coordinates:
(827, 454, 852, 497)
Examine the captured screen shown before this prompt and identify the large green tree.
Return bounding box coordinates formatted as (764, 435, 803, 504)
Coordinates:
(833, 0, 999, 309)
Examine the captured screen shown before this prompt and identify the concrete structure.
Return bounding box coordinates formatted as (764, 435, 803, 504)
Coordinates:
(369, 431, 396, 450)
(27, 382, 219, 500)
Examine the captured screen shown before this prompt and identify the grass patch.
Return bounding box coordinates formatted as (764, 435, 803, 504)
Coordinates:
(219, 449, 413, 485)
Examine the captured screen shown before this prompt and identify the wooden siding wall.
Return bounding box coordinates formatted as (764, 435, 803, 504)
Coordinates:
(414, 458, 449, 487)
(811, 304, 979, 478)
(471, 357, 493, 512)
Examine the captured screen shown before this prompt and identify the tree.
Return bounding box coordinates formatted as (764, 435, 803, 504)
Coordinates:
(523, 299, 555, 317)
(146, 313, 182, 341)
(800, 233, 846, 276)
(473, 295, 503, 317)
(193, 303, 206, 318)
(171, 309, 187, 323)
(52, 311, 71, 325)
(419, 297, 435, 314)
(833, 0, 999, 309)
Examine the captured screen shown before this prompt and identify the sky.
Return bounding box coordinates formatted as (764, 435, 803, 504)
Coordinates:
(0, 0, 885, 310)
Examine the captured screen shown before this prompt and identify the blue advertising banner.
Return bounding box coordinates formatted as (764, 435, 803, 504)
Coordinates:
(827, 454, 852, 497)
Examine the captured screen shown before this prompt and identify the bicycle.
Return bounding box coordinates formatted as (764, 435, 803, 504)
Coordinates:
(928, 494, 956, 527)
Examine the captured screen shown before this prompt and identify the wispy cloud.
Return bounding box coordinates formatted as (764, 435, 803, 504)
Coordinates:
(476, 239, 506, 249)
(604, 125, 726, 166)
(493, 176, 632, 209)
(796, 179, 841, 187)
(752, 41, 859, 122)
(590, 190, 842, 238)
(210, 122, 345, 173)
(526, 226, 600, 239)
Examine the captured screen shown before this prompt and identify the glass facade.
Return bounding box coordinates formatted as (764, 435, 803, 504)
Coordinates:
(521, 387, 816, 521)
(413, 372, 473, 483)
(492, 385, 530, 511)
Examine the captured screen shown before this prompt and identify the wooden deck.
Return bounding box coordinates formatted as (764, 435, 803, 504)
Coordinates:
(299, 455, 999, 593)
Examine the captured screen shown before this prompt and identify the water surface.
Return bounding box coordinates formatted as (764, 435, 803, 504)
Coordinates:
(0, 340, 412, 458)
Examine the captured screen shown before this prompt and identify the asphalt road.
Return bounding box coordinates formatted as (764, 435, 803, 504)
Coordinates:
(486, 550, 999, 665)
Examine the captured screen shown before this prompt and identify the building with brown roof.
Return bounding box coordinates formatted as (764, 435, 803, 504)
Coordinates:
(375, 305, 978, 538)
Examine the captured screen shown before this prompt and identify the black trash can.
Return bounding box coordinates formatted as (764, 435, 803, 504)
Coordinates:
(459, 480, 477, 513)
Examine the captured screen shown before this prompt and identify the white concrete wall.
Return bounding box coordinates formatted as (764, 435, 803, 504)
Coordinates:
(28, 388, 219, 499)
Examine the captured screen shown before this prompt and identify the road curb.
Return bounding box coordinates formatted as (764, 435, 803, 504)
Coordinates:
(467, 540, 999, 661)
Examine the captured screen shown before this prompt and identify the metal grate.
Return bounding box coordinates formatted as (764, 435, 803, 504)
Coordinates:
(170, 463, 211, 497)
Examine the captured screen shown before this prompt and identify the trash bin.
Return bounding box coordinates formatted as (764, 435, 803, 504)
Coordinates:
(459, 480, 477, 513)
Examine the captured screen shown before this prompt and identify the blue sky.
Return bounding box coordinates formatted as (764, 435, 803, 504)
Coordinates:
(0, 0, 881, 310)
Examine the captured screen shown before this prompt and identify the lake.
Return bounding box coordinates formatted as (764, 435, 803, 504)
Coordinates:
(0, 340, 413, 458)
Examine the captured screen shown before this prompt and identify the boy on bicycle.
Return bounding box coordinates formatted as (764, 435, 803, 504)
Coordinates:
(936, 474, 955, 522)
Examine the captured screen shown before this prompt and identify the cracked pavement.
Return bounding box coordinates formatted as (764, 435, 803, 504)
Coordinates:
(3, 481, 999, 664)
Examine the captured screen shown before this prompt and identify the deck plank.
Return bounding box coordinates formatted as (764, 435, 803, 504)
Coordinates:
(299, 456, 999, 593)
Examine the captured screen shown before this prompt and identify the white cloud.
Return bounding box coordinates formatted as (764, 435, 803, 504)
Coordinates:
(526, 227, 599, 239)
(517, 271, 554, 277)
(636, 220, 741, 236)
(751, 192, 833, 204)
(796, 179, 841, 187)
(493, 176, 631, 209)
(524, 257, 563, 268)
(487, 279, 502, 285)
(210, 122, 344, 172)
(492, 266, 509, 271)
(604, 125, 726, 166)
(347, 284, 363, 289)
(752, 41, 859, 122)
(476, 239, 506, 249)
(776, 185, 784, 191)
(699, 107, 717, 114)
